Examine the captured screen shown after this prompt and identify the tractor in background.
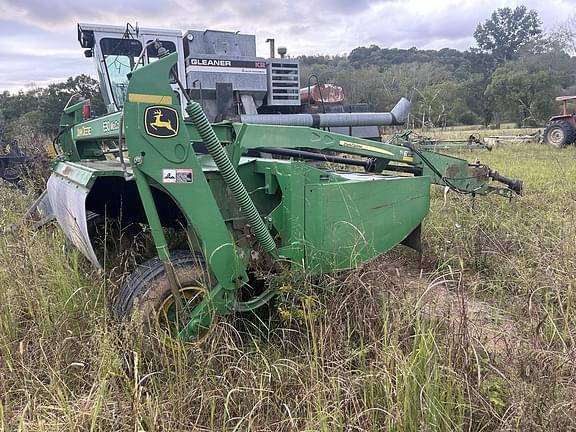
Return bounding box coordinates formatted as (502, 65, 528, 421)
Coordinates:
(543, 96, 576, 147)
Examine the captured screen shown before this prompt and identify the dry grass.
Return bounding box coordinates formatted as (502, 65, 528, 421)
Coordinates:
(1, 137, 576, 431)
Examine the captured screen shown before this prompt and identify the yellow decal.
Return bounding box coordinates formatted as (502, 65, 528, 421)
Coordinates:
(76, 126, 92, 137)
(339, 140, 394, 156)
(144, 106, 179, 138)
(128, 93, 173, 105)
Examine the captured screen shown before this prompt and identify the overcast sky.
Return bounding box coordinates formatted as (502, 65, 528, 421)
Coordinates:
(0, 0, 573, 91)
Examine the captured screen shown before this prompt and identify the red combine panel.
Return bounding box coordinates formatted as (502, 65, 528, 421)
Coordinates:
(299, 84, 345, 105)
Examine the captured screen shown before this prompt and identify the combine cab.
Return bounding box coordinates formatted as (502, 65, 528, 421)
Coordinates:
(543, 96, 576, 147)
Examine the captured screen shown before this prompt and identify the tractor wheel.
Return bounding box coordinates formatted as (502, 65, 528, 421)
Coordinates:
(543, 121, 576, 147)
(1, 165, 21, 183)
(117, 250, 215, 344)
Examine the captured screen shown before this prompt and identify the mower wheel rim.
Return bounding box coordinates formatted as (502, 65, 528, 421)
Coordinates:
(156, 285, 213, 344)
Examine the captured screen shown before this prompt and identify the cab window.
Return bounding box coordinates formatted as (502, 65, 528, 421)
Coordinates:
(100, 38, 143, 108)
(146, 40, 177, 62)
(146, 40, 178, 82)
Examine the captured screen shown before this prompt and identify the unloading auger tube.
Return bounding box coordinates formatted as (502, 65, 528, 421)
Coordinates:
(186, 101, 278, 255)
(241, 97, 411, 127)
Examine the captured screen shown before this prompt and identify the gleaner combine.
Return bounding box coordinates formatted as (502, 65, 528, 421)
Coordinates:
(29, 23, 522, 342)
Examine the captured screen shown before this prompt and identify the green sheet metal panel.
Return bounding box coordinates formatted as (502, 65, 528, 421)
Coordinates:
(304, 174, 430, 273)
(51, 160, 129, 188)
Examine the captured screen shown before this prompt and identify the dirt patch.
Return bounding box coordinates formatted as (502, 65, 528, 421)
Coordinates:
(359, 247, 521, 357)
(420, 278, 520, 356)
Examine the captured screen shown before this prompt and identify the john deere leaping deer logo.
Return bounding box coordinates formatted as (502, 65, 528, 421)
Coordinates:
(144, 106, 179, 138)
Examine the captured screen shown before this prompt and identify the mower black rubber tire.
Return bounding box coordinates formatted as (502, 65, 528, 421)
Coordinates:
(116, 250, 208, 321)
(0, 165, 21, 183)
(543, 120, 576, 147)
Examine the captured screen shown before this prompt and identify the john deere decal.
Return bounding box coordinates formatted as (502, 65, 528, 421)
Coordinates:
(144, 106, 179, 138)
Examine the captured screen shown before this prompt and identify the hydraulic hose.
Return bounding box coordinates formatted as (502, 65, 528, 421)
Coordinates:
(185, 101, 277, 255)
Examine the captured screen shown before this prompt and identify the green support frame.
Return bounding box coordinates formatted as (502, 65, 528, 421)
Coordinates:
(46, 52, 521, 342)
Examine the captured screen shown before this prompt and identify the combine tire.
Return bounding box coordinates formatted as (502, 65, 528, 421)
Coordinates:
(543, 121, 576, 147)
(117, 250, 214, 344)
(0, 165, 21, 183)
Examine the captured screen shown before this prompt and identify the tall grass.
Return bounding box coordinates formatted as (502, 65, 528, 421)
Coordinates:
(0, 141, 575, 430)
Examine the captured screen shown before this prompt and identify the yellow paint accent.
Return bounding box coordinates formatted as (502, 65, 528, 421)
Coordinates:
(403, 156, 414, 162)
(128, 93, 173, 105)
(46, 141, 57, 158)
(339, 140, 395, 156)
(76, 126, 92, 137)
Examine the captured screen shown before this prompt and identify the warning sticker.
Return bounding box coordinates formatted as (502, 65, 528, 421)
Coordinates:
(402, 150, 413, 162)
(162, 169, 193, 184)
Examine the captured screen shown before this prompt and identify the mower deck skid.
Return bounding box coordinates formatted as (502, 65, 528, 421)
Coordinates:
(47, 160, 130, 269)
(303, 172, 428, 272)
(47, 174, 98, 267)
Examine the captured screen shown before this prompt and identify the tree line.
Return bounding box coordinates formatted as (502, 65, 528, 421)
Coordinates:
(300, 6, 576, 128)
(0, 75, 105, 147)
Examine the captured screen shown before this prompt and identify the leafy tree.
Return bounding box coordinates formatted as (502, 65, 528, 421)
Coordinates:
(485, 63, 559, 125)
(460, 74, 494, 126)
(348, 45, 471, 71)
(474, 6, 542, 63)
(299, 54, 347, 67)
(549, 15, 576, 56)
(0, 75, 104, 141)
(38, 75, 105, 135)
(420, 82, 480, 126)
(0, 89, 41, 124)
